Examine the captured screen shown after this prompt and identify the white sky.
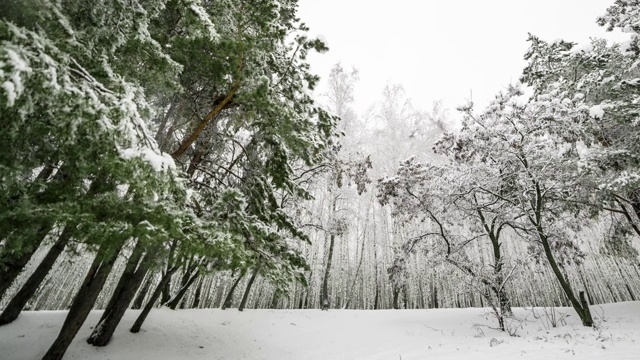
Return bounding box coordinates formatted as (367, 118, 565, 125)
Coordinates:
(298, 0, 628, 115)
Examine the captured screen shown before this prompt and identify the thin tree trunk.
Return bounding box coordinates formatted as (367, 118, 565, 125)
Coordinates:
(0, 224, 53, 300)
(344, 234, 366, 309)
(0, 226, 73, 325)
(539, 230, 593, 326)
(166, 269, 201, 310)
(130, 265, 178, 334)
(321, 233, 336, 310)
(476, 208, 512, 316)
(238, 264, 260, 311)
(270, 290, 280, 309)
(42, 243, 122, 360)
(629, 189, 640, 222)
(431, 273, 439, 309)
(192, 278, 204, 309)
(221, 270, 246, 310)
(132, 274, 153, 310)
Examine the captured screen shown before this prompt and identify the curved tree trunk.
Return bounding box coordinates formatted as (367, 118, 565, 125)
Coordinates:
(537, 224, 593, 326)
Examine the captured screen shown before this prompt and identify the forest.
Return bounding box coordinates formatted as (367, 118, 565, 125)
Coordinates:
(1, 0, 640, 359)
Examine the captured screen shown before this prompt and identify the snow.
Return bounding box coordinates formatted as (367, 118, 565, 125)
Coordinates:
(1, 303, 639, 360)
(120, 148, 176, 172)
(1, 80, 17, 106)
(589, 105, 605, 119)
(571, 43, 594, 54)
(1, 47, 32, 107)
(317, 34, 328, 47)
(188, 1, 218, 40)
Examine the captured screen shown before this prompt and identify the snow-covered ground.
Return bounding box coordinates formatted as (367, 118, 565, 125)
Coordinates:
(1, 302, 639, 359)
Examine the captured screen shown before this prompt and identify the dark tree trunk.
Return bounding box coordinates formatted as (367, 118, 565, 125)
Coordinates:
(130, 265, 178, 334)
(221, 269, 246, 310)
(0, 224, 53, 300)
(238, 264, 260, 311)
(321, 234, 336, 310)
(167, 269, 201, 310)
(191, 278, 204, 309)
(392, 287, 401, 309)
(42, 244, 122, 360)
(87, 242, 149, 346)
(270, 291, 280, 309)
(629, 188, 640, 221)
(297, 292, 304, 309)
(373, 282, 380, 310)
(539, 227, 593, 326)
(0, 226, 73, 326)
(0, 173, 109, 301)
(476, 209, 512, 316)
(431, 275, 439, 309)
(132, 274, 153, 310)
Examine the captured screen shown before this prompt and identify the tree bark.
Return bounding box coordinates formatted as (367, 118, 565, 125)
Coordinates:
(0, 224, 53, 300)
(629, 188, 640, 221)
(191, 278, 204, 309)
(130, 265, 178, 334)
(87, 242, 149, 346)
(132, 274, 152, 310)
(42, 243, 122, 360)
(238, 264, 260, 311)
(221, 269, 246, 310)
(166, 269, 201, 310)
(171, 83, 240, 158)
(0, 226, 73, 326)
(321, 234, 336, 310)
(539, 229, 593, 326)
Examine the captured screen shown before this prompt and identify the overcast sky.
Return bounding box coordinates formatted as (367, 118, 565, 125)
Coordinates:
(298, 0, 627, 116)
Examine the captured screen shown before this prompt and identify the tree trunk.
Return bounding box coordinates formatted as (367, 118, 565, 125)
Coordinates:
(0, 224, 52, 300)
(130, 265, 178, 333)
(239, 264, 260, 311)
(629, 188, 640, 221)
(321, 234, 336, 310)
(270, 290, 280, 309)
(87, 242, 149, 346)
(477, 209, 512, 316)
(539, 229, 593, 326)
(160, 271, 172, 305)
(132, 274, 153, 310)
(191, 278, 204, 309)
(221, 270, 246, 310)
(344, 235, 366, 309)
(392, 287, 400, 309)
(166, 269, 201, 310)
(42, 244, 122, 360)
(0, 226, 73, 326)
(431, 274, 439, 309)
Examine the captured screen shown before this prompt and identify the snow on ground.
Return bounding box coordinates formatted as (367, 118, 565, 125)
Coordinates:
(1, 302, 639, 360)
